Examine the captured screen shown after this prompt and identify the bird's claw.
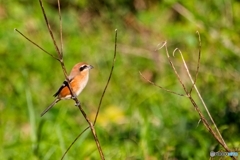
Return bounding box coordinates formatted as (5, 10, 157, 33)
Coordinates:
(71, 96, 76, 99)
(75, 101, 81, 106)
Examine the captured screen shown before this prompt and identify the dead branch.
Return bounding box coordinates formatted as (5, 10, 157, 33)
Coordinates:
(94, 29, 118, 125)
(176, 48, 228, 149)
(141, 35, 236, 159)
(189, 31, 201, 93)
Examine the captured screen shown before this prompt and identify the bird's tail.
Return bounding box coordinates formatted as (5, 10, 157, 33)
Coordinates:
(41, 98, 60, 117)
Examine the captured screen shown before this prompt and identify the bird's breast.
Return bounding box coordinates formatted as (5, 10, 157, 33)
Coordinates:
(73, 74, 89, 96)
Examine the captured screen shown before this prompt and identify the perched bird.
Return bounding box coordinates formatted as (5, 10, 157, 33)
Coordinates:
(41, 62, 93, 117)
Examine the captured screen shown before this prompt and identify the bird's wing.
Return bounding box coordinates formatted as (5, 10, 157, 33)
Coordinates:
(53, 78, 73, 97)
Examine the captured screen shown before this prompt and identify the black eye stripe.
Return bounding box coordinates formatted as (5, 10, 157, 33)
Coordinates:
(79, 65, 87, 71)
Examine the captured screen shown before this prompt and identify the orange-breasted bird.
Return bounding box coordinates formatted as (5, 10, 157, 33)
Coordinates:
(41, 62, 93, 117)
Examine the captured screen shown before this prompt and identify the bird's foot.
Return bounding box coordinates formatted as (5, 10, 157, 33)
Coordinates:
(71, 96, 76, 99)
(75, 101, 81, 107)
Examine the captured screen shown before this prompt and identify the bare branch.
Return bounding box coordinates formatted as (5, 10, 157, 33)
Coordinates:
(38, 0, 62, 59)
(176, 48, 229, 150)
(189, 31, 201, 93)
(57, 0, 63, 55)
(164, 44, 189, 95)
(172, 48, 179, 57)
(152, 41, 233, 157)
(14, 28, 59, 61)
(155, 41, 167, 51)
(188, 96, 231, 153)
(139, 71, 186, 97)
(61, 127, 90, 160)
(37, 0, 73, 100)
(69, 95, 104, 159)
(94, 29, 118, 125)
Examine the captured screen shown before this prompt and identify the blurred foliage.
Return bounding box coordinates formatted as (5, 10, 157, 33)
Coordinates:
(0, 0, 240, 159)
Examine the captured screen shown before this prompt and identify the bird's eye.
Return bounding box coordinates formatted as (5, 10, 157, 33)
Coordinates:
(79, 65, 87, 71)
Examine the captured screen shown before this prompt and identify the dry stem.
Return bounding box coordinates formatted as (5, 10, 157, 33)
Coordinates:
(140, 34, 236, 159)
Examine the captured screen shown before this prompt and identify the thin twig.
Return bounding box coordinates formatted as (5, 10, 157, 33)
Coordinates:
(189, 31, 201, 93)
(74, 101, 105, 159)
(155, 41, 167, 51)
(14, 28, 59, 61)
(167, 51, 225, 150)
(38, 0, 74, 102)
(94, 29, 118, 125)
(188, 96, 229, 151)
(164, 43, 190, 95)
(139, 71, 186, 97)
(61, 126, 89, 160)
(38, 0, 62, 59)
(176, 48, 228, 149)
(164, 43, 233, 156)
(57, 0, 63, 55)
(145, 41, 234, 157)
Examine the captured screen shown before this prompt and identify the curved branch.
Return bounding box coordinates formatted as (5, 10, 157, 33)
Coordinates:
(61, 127, 90, 160)
(177, 48, 228, 150)
(189, 31, 201, 93)
(94, 29, 118, 125)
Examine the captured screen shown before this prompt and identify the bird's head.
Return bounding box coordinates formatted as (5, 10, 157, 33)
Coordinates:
(69, 62, 93, 79)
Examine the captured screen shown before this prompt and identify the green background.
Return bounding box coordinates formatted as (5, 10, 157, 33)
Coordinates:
(0, 0, 239, 159)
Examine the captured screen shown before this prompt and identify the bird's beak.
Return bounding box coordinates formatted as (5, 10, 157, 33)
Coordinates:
(89, 65, 94, 69)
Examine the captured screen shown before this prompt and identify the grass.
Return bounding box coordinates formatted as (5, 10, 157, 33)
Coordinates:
(0, 0, 240, 159)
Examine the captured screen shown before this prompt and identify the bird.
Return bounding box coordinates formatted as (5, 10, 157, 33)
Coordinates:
(40, 62, 93, 117)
